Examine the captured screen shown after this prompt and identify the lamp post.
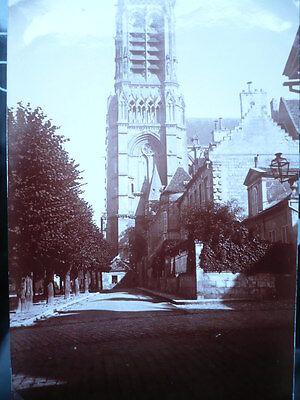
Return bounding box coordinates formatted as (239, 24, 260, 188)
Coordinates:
(270, 153, 290, 183)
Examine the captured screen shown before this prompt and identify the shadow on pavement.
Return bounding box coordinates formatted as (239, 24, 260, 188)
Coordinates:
(10, 291, 295, 400)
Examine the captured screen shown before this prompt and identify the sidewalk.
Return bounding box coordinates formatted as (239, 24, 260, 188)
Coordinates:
(138, 287, 295, 310)
(10, 292, 98, 328)
(137, 286, 247, 304)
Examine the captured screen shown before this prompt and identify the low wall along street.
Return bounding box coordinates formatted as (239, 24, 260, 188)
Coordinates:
(142, 265, 292, 300)
(196, 269, 276, 300)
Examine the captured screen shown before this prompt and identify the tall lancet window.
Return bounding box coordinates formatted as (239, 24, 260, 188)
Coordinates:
(168, 100, 173, 122)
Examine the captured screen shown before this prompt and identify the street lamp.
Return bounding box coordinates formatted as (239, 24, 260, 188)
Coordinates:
(270, 153, 290, 183)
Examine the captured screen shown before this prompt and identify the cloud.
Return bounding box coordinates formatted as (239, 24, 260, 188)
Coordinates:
(8, 0, 23, 5)
(12, 0, 292, 47)
(176, 0, 292, 33)
(17, 0, 115, 46)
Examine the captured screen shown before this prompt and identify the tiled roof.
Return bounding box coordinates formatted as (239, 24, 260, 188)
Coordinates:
(283, 27, 299, 79)
(285, 99, 299, 132)
(164, 167, 191, 193)
(135, 178, 149, 217)
(110, 256, 129, 272)
(186, 118, 240, 146)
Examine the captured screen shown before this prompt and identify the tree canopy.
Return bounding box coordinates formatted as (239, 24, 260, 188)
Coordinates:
(8, 103, 112, 287)
(182, 201, 272, 273)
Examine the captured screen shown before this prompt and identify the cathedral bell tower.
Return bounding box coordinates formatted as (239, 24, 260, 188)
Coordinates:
(106, 0, 187, 252)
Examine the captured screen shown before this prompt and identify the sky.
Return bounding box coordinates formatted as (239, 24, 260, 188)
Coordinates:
(7, 0, 299, 226)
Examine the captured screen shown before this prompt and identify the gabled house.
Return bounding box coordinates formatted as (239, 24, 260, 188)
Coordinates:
(243, 167, 298, 244)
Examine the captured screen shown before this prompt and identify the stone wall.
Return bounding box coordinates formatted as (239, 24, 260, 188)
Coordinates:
(197, 269, 276, 299)
(165, 277, 178, 294)
(146, 274, 196, 299)
(178, 274, 196, 299)
(144, 269, 291, 300)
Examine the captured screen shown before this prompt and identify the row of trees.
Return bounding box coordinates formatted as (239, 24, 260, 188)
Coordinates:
(8, 103, 112, 311)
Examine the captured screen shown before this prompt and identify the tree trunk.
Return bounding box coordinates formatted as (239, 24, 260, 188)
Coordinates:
(16, 277, 26, 313)
(59, 275, 63, 294)
(32, 273, 36, 303)
(100, 271, 103, 292)
(25, 275, 33, 311)
(96, 271, 101, 292)
(90, 271, 96, 292)
(47, 282, 54, 304)
(45, 270, 55, 304)
(64, 270, 71, 299)
(84, 272, 89, 294)
(74, 277, 79, 296)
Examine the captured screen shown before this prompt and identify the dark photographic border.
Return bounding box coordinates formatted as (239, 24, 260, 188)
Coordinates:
(0, 0, 11, 399)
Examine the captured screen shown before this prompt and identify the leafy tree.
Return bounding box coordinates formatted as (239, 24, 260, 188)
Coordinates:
(8, 103, 112, 308)
(182, 201, 271, 273)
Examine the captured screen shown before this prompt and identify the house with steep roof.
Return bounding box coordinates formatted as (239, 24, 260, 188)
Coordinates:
(145, 167, 191, 259)
(102, 255, 129, 290)
(200, 84, 299, 215)
(136, 166, 195, 294)
(243, 167, 298, 245)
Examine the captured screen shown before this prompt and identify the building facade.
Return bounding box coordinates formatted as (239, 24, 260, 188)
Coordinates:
(106, 0, 188, 252)
(244, 167, 299, 245)
(206, 84, 299, 215)
(136, 85, 299, 299)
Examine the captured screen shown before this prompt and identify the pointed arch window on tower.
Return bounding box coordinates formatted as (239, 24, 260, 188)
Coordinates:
(129, 100, 135, 123)
(168, 100, 174, 122)
(137, 100, 144, 123)
(181, 107, 185, 125)
(157, 101, 162, 124)
(155, 104, 159, 124)
(142, 104, 146, 123)
(120, 100, 126, 120)
(130, 12, 145, 32)
(148, 12, 163, 34)
(147, 101, 154, 123)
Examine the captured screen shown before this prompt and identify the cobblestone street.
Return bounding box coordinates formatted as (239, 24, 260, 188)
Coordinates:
(10, 290, 295, 400)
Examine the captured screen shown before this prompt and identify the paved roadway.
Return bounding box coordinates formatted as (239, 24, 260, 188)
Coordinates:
(11, 290, 294, 400)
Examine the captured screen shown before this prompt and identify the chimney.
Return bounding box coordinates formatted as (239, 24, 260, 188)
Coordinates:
(247, 81, 252, 93)
(218, 117, 223, 130)
(254, 155, 258, 168)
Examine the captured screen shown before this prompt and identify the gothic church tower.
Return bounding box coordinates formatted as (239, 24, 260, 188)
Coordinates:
(106, 0, 187, 251)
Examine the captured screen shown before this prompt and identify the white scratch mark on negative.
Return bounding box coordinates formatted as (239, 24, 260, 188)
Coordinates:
(12, 374, 66, 390)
